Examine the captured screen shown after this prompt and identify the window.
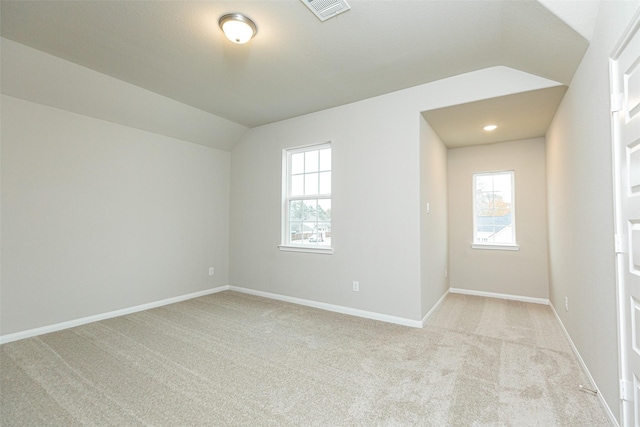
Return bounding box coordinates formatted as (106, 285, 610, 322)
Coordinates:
(280, 143, 332, 254)
(472, 171, 518, 250)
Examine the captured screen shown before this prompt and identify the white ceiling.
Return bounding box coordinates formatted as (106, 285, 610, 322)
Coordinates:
(1, 0, 592, 136)
(422, 86, 568, 148)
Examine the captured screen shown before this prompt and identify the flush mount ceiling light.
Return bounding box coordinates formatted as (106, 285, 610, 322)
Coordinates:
(483, 124, 498, 131)
(219, 13, 257, 44)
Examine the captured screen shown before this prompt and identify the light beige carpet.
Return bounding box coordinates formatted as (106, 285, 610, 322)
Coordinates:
(1, 291, 611, 426)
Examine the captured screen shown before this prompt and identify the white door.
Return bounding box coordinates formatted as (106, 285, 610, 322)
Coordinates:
(612, 10, 640, 427)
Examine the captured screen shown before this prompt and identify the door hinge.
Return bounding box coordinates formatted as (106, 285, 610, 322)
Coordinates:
(611, 93, 624, 113)
(621, 379, 633, 401)
(615, 234, 626, 254)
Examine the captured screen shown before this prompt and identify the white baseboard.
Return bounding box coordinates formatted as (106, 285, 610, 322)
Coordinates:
(0, 285, 446, 344)
(0, 286, 230, 345)
(421, 290, 449, 327)
(549, 303, 619, 427)
(449, 287, 549, 305)
(228, 285, 424, 328)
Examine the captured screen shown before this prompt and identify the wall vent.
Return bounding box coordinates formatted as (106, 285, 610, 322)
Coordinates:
(301, 0, 351, 22)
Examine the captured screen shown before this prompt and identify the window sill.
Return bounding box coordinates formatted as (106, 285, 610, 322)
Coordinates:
(278, 245, 334, 255)
(471, 243, 519, 251)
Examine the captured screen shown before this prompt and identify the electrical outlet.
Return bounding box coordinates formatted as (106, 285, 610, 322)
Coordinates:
(564, 296, 569, 312)
(353, 281, 360, 292)
(209, 267, 215, 276)
(445, 268, 448, 278)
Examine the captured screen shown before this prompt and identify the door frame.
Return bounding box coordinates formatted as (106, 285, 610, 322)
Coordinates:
(611, 8, 640, 427)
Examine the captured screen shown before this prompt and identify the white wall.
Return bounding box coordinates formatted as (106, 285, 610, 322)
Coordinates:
(420, 117, 449, 317)
(1, 40, 240, 336)
(1, 95, 231, 335)
(448, 138, 550, 300)
(546, 2, 640, 422)
(230, 100, 423, 320)
(230, 67, 562, 322)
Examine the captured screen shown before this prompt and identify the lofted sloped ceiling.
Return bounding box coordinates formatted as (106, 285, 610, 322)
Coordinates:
(0, 0, 591, 131)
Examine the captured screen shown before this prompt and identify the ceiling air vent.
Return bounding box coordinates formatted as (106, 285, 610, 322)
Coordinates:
(301, 0, 351, 22)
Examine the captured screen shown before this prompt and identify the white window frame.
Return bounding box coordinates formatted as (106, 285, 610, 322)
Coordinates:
(472, 170, 519, 251)
(279, 142, 333, 254)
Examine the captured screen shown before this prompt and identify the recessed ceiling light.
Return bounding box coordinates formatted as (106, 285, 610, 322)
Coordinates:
(483, 125, 498, 131)
(219, 13, 257, 44)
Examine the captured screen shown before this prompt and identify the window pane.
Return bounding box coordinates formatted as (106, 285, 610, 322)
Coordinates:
(317, 222, 331, 246)
(320, 148, 331, 171)
(318, 199, 331, 221)
(303, 200, 317, 221)
(305, 173, 319, 195)
(291, 175, 304, 196)
(319, 172, 331, 194)
(492, 173, 512, 219)
(474, 172, 514, 244)
(305, 150, 319, 173)
(493, 173, 512, 203)
(303, 222, 315, 241)
(291, 152, 304, 175)
(290, 200, 303, 221)
(475, 175, 493, 214)
(476, 175, 493, 190)
(290, 221, 303, 244)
